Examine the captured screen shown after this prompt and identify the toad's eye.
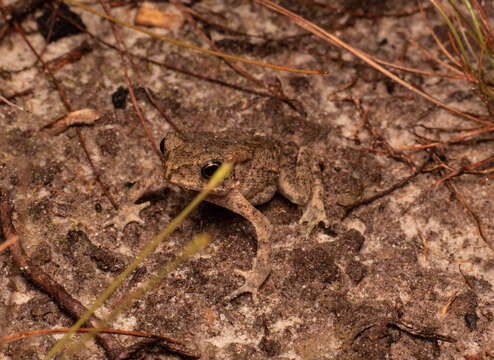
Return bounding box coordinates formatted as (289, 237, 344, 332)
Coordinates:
(201, 160, 222, 179)
(159, 138, 166, 154)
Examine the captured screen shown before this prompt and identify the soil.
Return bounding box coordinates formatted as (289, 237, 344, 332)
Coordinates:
(1, 0, 494, 359)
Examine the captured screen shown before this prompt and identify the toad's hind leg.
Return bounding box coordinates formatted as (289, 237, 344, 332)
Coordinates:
(278, 146, 329, 237)
(207, 189, 272, 303)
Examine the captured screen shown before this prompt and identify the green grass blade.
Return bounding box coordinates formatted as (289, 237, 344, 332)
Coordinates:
(462, 0, 494, 69)
(44, 162, 232, 360)
(433, 0, 473, 71)
(462, 0, 483, 41)
(62, 233, 210, 359)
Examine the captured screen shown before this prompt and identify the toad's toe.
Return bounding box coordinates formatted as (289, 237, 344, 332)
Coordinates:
(299, 204, 329, 238)
(103, 201, 151, 236)
(224, 260, 271, 304)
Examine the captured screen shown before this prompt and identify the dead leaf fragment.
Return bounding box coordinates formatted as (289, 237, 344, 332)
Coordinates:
(135, 2, 184, 30)
(42, 108, 102, 135)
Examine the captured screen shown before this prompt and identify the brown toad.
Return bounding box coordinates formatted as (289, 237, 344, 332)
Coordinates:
(161, 131, 329, 302)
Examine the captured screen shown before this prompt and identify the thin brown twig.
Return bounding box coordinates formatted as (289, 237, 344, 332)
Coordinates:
(311, 1, 432, 19)
(142, 86, 185, 141)
(431, 154, 494, 187)
(45, 42, 92, 71)
(474, 35, 494, 111)
(0, 22, 8, 39)
(364, 112, 416, 169)
(254, 0, 493, 126)
(171, 0, 299, 110)
(341, 154, 431, 218)
(417, 0, 462, 68)
(416, 124, 484, 133)
(43, 0, 61, 44)
(431, 153, 494, 253)
(416, 227, 429, 264)
(183, 5, 268, 39)
(408, 39, 464, 76)
(24, 1, 67, 89)
(443, 1, 494, 65)
(448, 180, 493, 251)
(369, 49, 465, 80)
(471, 0, 494, 52)
(458, 264, 475, 289)
(426, 160, 494, 176)
(0, 94, 26, 111)
(98, 0, 167, 160)
(0, 189, 123, 359)
(477, 32, 487, 81)
(76, 127, 119, 209)
(348, 98, 368, 142)
(103, 2, 184, 141)
(0, 7, 71, 109)
(440, 292, 457, 317)
(0, 1, 119, 210)
(0, 327, 199, 359)
(0, 327, 179, 345)
(447, 30, 476, 82)
(2, 88, 34, 100)
(347, 318, 455, 348)
(66, 0, 324, 75)
(0, 189, 199, 358)
(348, 96, 416, 168)
(43, 4, 276, 108)
(0, 0, 48, 22)
(400, 125, 494, 151)
(327, 75, 358, 98)
(0, 225, 19, 254)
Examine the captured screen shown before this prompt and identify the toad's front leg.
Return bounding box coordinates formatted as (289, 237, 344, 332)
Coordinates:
(208, 189, 272, 303)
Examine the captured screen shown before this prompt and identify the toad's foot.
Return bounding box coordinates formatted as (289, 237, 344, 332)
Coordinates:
(299, 203, 329, 238)
(299, 190, 329, 238)
(104, 201, 151, 236)
(299, 151, 329, 238)
(224, 257, 271, 304)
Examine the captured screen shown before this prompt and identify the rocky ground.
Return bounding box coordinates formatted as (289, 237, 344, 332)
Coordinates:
(1, 0, 494, 359)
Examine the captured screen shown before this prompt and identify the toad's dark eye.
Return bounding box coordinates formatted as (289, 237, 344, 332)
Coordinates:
(201, 160, 222, 179)
(159, 138, 165, 154)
